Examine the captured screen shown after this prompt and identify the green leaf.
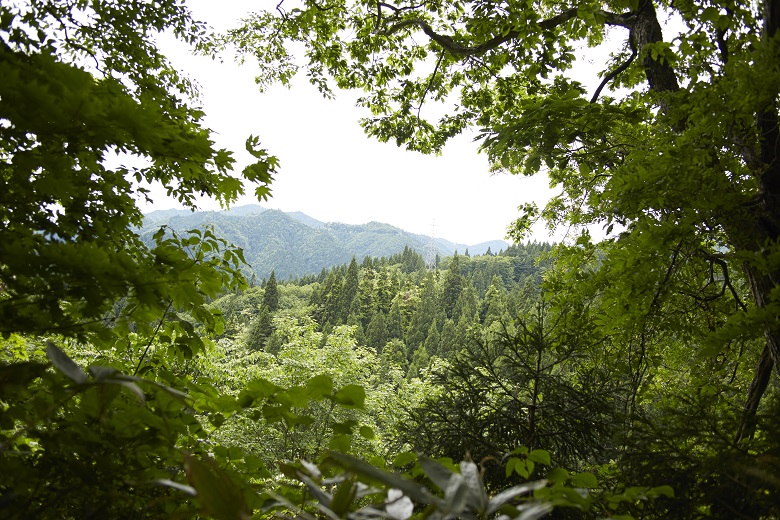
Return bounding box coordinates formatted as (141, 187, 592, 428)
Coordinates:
(333, 419, 358, 434)
(113, 379, 146, 405)
(333, 384, 365, 408)
(330, 478, 358, 516)
(46, 342, 87, 384)
(325, 452, 439, 506)
(419, 456, 455, 491)
(570, 472, 598, 488)
(306, 374, 334, 399)
(649, 485, 674, 498)
(393, 452, 417, 467)
(546, 467, 569, 484)
(528, 449, 551, 466)
(328, 433, 352, 453)
(184, 454, 250, 520)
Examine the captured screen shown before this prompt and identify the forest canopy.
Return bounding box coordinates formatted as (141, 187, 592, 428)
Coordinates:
(2, 0, 780, 519)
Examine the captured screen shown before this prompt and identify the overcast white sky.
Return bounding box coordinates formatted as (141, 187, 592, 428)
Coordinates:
(148, 0, 638, 245)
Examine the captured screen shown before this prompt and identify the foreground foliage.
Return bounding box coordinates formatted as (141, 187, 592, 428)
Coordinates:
(3, 0, 780, 518)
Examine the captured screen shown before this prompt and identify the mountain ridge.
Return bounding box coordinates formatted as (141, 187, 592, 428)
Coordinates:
(141, 205, 508, 280)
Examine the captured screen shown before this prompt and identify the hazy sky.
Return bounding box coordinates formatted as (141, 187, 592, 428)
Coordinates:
(149, 0, 638, 245)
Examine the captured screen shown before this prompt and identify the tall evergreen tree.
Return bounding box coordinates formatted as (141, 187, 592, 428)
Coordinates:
(263, 269, 280, 313)
(380, 339, 409, 377)
(387, 297, 404, 341)
(406, 272, 439, 349)
(339, 257, 360, 323)
(322, 269, 344, 327)
(453, 283, 479, 324)
(438, 318, 458, 358)
(407, 344, 430, 380)
(365, 311, 389, 352)
(441, 254, 464, 319)
(481, 275, 508, 325)
(376, 267, 394, 313)
(355, 267, 377, 327)
(423, 319, 440, 359)
(245, 305, 273, 350)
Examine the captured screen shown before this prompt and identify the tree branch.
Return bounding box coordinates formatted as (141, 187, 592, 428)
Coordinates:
(378, 8, 589, 56)
(417, 51, 445, 118)
(590, 44, 636, 103)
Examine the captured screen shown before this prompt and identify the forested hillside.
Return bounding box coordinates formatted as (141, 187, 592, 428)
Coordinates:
(3, 0, 780, 519)
(206, 244, 554, 465)
(142, 206, 508, 279)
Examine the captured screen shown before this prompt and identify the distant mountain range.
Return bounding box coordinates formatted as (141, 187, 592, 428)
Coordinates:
(140, 205, 508, 280)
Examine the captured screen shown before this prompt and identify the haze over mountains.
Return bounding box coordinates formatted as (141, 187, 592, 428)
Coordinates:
(141, 205, 508, 280)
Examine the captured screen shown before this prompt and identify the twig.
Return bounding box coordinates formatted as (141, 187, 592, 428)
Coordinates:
(134, 300, 173, 376)
(417, 51, 445, 119)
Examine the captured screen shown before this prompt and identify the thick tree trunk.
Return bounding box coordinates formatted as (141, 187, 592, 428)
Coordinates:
(632, 0, 780, 443)
(631, 0, 679, 94)
(733, 0, 780, 443)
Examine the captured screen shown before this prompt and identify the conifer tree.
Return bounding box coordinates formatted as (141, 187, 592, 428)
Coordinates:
(322, 270, 344, 327)
(481, 275, 507, 325)
(423, 319, 441, 358)
(376, 267, 394, 313)
(438, 318, 458, 358)
(339, 257, 360, 323)
(263, 270, 280, 312)
(407, 344, 430, 380)
(441, 254, 464, 319)
(387, 298, 404, 341)
(453, 283, 479, 323)
(380, 339, 409, 377)
(246, 305, 273, 350)
(406, 272, 438, 349)
(365, 311, 389, 352)
(355, 267, 377, 327)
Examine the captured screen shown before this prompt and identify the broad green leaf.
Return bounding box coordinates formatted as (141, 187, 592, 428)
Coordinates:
(306, 373, 334, 399)
(46, 342, 87, 385)
(419, 456, 455, 491)
(333, 384, 365, 408)
(570, 472, 598, 489)
(546, 468, 569, 484)
(528, 450, 551, 466)
(325, 452, 439, 506)
(330, 478, 358, 517)
(649, 485, 674, 498)
(329, 433, 352, 453)
(393, 452, 417, 467)
(184, 454, 250, 520)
